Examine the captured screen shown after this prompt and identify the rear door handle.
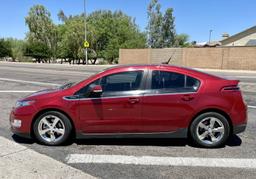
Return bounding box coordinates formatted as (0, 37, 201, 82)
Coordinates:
(128, 97, 140, 104)
(181, 94, 194, 101)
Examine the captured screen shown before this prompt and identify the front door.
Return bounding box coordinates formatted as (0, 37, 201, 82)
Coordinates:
(78, 70, 146, 133)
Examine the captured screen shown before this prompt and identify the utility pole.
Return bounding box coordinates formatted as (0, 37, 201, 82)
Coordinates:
(208, 29, 213, 43)
(84, 0, 88, 65)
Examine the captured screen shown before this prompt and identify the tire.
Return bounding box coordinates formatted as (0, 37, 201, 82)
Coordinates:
(190, 112, 230, 148)
(33, 111, 72, 146)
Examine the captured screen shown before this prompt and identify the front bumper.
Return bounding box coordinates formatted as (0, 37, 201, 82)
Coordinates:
(9, 106, 36, 138)
(10, 127, 31, 138)
(233, 123, 247, 134)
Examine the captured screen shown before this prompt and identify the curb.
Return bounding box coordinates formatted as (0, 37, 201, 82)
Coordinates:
(0, 136, 96, 179)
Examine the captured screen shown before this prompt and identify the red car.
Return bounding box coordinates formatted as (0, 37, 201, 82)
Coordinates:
(10, 65, 247, 147)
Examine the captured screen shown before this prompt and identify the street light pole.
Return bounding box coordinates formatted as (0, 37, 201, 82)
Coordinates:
(84, 0, 88, 65)
(209, 29, 213, 43)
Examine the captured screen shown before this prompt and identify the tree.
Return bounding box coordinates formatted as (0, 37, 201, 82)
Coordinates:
(174, 34, 190, 47)
(0, 39, 12, 58)
(147, 0, 163, 48)
(25, 5, 58, 62)
(24, 41, 51, 63)
(56, 10, 146, 64)
(162, 8, 175, 47)
(87, 10, 146, 63)
(58, 15, 84, 64)
(6, 38, 25, 61)
(146, 0, 189, 48)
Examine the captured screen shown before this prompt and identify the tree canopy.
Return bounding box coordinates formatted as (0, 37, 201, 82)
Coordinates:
(0, 2, 191, 63)
(24, 6, 146, 64)
(147, 0, 189, 48)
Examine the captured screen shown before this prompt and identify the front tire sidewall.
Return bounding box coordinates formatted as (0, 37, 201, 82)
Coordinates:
(190, 112, 230, 148)
(33, 111, 72, 146)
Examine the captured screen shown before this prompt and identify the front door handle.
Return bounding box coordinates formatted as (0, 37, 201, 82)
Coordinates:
(128, 97, 140, 104)
(181, 94, 194, 101)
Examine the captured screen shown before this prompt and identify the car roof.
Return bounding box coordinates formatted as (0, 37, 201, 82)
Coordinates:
(104, 64, 222, 80)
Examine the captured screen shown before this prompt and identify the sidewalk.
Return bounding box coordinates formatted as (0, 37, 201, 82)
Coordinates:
(0, 136, 96, 179)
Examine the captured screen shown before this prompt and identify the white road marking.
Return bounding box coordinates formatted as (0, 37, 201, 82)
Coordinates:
(0, 78, 60, 86)
(66, 154, 256, 169)
(0, 90, 36, 93)
(235, 76, 256, 79)
(248, 105, 256, 109)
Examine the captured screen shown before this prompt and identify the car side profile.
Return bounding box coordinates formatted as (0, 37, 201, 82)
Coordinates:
(10, 65, 247, 148)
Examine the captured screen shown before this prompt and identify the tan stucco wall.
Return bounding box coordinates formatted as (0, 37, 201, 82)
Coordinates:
(119, 47, 256, 70)
(183, 48, 223, 69)
(151, 48, 183, 65)
(119, 49, 151, 64)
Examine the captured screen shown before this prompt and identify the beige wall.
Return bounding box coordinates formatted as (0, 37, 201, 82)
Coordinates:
(119, 49, 151, 64)
(119, 47, 256, 70)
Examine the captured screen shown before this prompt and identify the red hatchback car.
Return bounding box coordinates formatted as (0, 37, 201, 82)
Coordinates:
(10, 65, 247, 147)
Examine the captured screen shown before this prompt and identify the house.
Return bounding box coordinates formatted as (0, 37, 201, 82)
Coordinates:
(220, 25, 256, 46)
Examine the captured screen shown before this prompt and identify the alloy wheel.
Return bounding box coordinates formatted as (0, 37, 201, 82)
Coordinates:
(196, 117, 225, 145)
(38, 115, 65, 143)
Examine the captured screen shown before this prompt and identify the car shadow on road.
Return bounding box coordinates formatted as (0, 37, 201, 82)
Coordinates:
(12, 134, 35, 144)
(74, 134, 242, 148)
(12, 134, 242, 148)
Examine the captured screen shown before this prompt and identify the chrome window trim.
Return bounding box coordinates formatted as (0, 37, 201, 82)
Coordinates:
(63, 91, 197, 101)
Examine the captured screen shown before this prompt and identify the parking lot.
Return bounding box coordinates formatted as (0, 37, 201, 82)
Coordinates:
(1, 62, 256, 179)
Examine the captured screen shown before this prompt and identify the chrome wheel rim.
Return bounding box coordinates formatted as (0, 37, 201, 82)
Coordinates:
(38, 115, 65, 143)
(196, 117, 225, 145)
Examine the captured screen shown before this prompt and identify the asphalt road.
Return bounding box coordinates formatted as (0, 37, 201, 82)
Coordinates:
(1, 62, 256, 179)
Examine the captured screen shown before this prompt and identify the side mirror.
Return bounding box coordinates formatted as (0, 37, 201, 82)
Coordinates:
(89, 85, 103, 97)
(92, 85, 103, 93)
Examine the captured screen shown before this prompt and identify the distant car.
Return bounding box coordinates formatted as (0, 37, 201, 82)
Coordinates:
(10, 65, 247, 147)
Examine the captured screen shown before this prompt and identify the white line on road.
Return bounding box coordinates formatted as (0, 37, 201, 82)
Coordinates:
(0, 90, 36, 93)
(235, 76, 256, 79)
(248, 105, 256, 109)
(66, 154, 256, 169)
(0, 78, 60, 86)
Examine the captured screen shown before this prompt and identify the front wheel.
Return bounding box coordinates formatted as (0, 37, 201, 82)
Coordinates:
(33, 111, 72, 146)
(190, 112, 230, 148)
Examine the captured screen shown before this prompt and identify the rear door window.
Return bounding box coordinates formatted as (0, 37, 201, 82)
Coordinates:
(151, 70, 200, 93)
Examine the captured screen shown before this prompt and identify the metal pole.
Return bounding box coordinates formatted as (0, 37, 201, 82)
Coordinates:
(84, 0, 88, 65)
(209, 30, 213, 43)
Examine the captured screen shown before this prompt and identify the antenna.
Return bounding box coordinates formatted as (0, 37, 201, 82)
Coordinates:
(162, 50, 176, 64)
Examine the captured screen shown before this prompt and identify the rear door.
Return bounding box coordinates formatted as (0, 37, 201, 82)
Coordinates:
(141, 70, 200, 133)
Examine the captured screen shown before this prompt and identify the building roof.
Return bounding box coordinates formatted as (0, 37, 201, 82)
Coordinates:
(220, 25, 256, 45)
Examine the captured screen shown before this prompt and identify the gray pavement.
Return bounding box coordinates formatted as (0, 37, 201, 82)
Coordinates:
(0, 62, 256, 179)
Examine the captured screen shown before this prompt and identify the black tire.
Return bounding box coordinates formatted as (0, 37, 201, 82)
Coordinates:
(33, 111, 72, 146)
(190, 112, 230, 148)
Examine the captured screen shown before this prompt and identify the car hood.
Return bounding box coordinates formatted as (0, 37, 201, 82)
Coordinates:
(22, 88, 61, 101)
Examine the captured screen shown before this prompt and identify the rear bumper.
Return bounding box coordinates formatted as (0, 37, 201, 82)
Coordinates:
(233, 123, 247, 134)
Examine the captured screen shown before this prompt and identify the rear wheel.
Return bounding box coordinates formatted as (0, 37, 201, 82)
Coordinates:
(190, 112, 230, 148)
(33, 111, 72, 146)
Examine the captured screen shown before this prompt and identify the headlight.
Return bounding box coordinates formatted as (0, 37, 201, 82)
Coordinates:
(15, 100, 35, 108)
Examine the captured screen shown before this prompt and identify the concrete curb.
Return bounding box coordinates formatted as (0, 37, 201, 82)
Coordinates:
(0, 136, 96, 179)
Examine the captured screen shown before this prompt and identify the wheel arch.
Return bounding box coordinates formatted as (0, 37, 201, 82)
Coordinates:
(30, 108, 76, 138)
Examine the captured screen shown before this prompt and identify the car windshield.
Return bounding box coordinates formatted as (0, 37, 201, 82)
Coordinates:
(58, 70, 104, 90)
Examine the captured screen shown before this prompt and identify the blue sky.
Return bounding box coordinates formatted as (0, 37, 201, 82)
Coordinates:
(0, 0, 256, 42)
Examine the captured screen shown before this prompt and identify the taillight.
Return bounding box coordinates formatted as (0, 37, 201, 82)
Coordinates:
(221, 85, 240, 92)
